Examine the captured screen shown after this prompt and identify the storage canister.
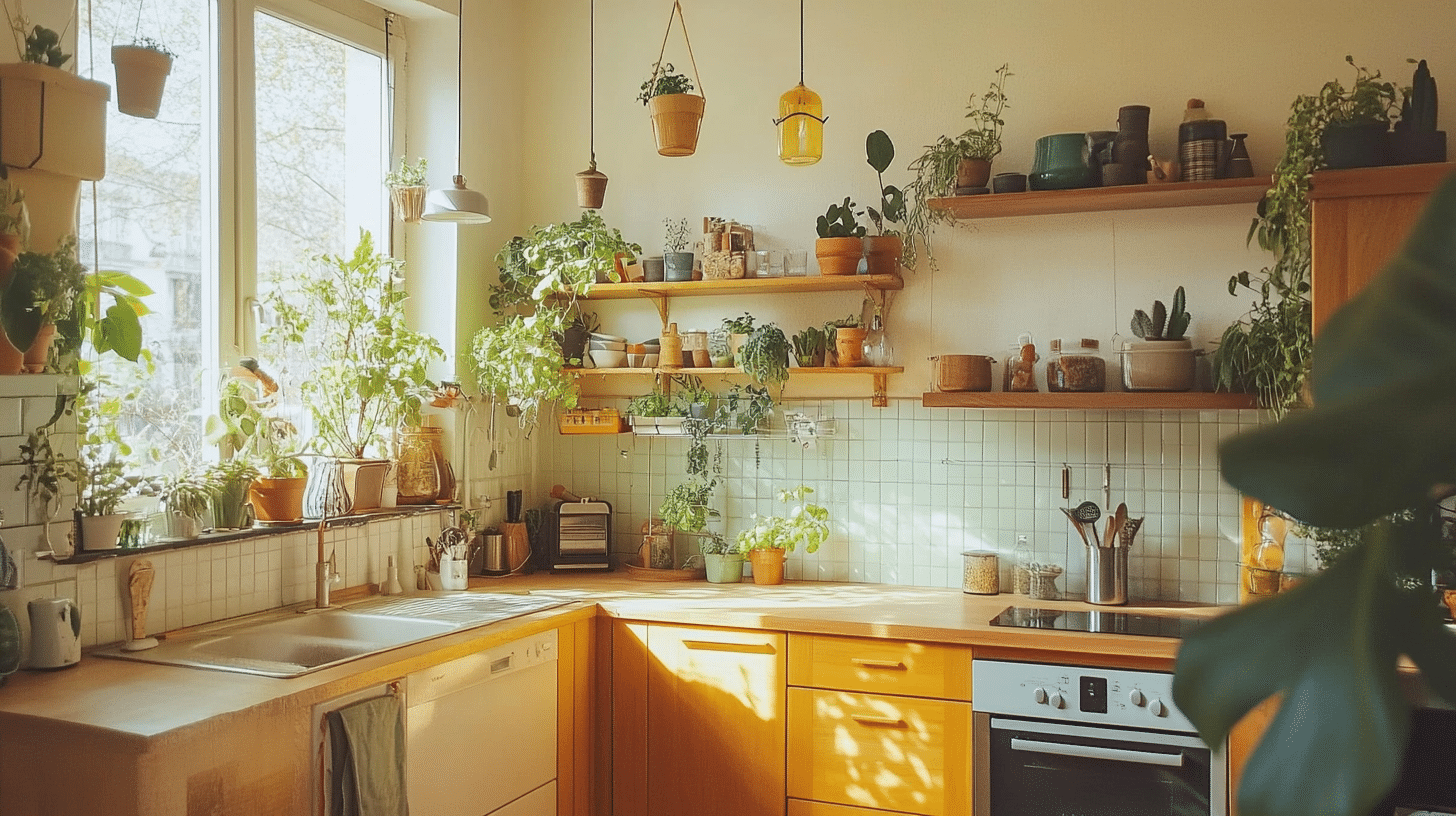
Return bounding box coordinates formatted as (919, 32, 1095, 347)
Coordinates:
(930, 354, 995, 392)
(1046, 338, 1106, 392)
(962, 551, 1000, 595)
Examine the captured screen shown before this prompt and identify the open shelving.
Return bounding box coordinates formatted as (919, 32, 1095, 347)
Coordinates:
(921, 391, 1260, 410)
(928, 177, 1269, 220)
(571, 366, 906, 407)
(567, 272, 904, 301)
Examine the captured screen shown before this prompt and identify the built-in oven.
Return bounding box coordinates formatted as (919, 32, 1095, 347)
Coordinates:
(973, 659, 1226, 816)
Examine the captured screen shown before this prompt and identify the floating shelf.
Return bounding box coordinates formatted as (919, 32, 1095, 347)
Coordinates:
(928, 177, 1269, 220)
(921, 391, 1261, 410)
(571, 366, 905, 407)
(566, 273, 904, 300)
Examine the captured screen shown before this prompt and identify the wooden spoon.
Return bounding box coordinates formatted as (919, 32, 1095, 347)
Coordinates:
(1106, 503, 1128, 548)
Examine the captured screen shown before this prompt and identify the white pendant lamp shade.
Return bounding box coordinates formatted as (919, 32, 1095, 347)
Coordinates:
(423, 174, 491, 223)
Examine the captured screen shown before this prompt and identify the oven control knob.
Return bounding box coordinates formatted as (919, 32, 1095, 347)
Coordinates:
(1033, 687, 1048, 704)
(1048, 691, 1066, 709)
(1129, 689, 1146, 707)
(1148, 698, 1169, 717)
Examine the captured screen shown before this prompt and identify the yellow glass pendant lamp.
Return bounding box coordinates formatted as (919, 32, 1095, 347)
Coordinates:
(774, 0, 826, 166)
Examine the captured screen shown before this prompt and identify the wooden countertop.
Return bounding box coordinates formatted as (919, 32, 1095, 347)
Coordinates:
(0, 576, 1228, 744)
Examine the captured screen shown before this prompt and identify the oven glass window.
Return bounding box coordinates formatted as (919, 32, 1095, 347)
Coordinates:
(989, 722, 1213, 816)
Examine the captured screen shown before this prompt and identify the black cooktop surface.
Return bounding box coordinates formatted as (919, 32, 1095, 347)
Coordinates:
(989, 606, 1204, 639)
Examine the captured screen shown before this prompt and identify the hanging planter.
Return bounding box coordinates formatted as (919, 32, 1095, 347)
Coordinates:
(111, 39, 174, 119)
(639, 2, 706, 157)
(386, 157, 428, 223)
(574, 0, 609, 208)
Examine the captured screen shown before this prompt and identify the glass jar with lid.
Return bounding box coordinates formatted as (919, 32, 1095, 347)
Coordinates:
(1003, 332, 1039, 392)
(679, 329, 710, 368)
(1046, 337, 1106, 392)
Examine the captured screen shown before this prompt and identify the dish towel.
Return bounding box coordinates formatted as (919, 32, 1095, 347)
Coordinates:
(327, 694, 409, 816)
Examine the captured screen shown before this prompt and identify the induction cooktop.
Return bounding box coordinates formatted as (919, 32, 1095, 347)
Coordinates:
(989, 606, 1205, 639)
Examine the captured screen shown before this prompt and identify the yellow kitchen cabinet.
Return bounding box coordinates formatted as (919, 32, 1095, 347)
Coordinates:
(1309, 162, 1456, 334)
(610, 620, 787, 816)
(787, 634, 973, 816)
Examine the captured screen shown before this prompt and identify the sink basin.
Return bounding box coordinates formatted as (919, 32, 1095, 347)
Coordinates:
(97, 592, 570, 678)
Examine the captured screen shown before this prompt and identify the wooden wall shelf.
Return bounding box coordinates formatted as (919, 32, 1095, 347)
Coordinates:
(568, 273, 904, 301)
(921, 391, 1260, 410)
(571, 367, 905, 407)
(928, 177, 1269, 220)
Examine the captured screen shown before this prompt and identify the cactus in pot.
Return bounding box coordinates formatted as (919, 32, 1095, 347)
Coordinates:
(1131, 286, 1190, 341)
(1124, 286, 1196, 391)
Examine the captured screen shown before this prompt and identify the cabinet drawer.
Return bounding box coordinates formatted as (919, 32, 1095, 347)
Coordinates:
(789, 799, 902, 816)
(787, 687, 972, 816)
(788, 634, 972, 700)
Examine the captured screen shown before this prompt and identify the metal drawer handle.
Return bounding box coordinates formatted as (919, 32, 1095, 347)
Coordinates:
(1010, 738, 1185, 768)
(850, 715, 908, 728)
(851, 658, 906, 670)
(681, 640, 776, 655)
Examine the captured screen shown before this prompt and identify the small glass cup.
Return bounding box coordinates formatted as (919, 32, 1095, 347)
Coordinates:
(785, 249, 808, 276)
(759, 250, 784, 277)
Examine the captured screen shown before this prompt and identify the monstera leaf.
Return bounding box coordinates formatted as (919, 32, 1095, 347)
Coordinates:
(1176, 174, 1456, 816)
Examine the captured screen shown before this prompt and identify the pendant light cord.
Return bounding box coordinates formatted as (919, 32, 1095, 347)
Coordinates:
(798, 0, 804, 86)
(454, 0, 464, 176)
(589, 0, 595, 166)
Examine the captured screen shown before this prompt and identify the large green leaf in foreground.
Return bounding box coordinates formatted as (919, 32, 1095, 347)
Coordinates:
(1176, 174, 1456, 816)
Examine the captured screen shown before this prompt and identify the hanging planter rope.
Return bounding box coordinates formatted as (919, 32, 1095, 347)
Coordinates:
(575, 0, 607, 208)
(645, 1, 705, 157)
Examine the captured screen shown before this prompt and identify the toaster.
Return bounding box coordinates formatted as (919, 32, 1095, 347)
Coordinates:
(543, 498, 613, 571)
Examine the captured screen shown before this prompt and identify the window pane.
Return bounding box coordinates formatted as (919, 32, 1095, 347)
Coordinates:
(78, 0, 211, 474)
(254, 11, 387, 425)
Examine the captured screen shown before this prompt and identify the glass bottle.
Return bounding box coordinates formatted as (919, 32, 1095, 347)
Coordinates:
(1012, 535, 1032, 595)
(861, 314, 893, 366)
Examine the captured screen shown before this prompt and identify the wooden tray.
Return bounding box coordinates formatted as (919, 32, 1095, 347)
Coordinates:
(622, 560, 705, 581)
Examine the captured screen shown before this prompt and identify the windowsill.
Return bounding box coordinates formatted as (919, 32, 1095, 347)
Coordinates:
(41, 504, 456, 564)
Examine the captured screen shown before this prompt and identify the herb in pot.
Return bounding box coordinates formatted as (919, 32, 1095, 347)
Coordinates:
(637, 61, 695, 106)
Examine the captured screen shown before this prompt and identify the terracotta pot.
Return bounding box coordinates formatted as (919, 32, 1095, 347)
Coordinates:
(815, 237, 863, 276)
(250, 476, 307, 524)
(111, 45, 172, 119)
(648, 93, 706, 157)
(865, 235, 903, 276)
(748, 548, 786, 585)
(22, 323, 55, 373)
(834, 326, 869, 367)
(0, 233, 19, 275)
(956, 158, 993, 188)
(0, 335, 22, 375)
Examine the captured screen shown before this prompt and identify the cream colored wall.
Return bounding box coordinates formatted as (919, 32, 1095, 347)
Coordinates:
(496, 0, 1455, 400)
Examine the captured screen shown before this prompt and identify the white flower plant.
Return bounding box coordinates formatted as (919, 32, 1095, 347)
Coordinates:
(734, 485, 830, 554)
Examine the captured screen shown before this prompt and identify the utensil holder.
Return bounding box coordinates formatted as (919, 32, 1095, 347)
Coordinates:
(439, 558, 468, 590)
(1085, 545, 1128, 605)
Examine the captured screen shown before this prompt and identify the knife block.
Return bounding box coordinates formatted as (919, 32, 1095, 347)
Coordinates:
(500, 522, 531, 573)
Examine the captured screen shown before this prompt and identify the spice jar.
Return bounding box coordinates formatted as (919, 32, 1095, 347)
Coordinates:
(962, 551, 1000, 595)
(1004, 332, 1039, 392)
(1046, 338, 1106, 392)
(680, 329, 710, 368)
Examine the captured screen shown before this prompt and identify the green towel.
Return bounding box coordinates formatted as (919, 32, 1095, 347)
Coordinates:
(327, 695, 408, 816)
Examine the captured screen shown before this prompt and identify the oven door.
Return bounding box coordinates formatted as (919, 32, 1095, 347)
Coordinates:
(975, 712, 1226, 816)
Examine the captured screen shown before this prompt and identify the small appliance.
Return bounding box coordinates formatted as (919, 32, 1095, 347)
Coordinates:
(28, 597, 81, 670)
(542, 492, 612, 571)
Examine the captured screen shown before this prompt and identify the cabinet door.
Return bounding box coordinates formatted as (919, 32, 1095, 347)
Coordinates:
(612, 622, 787, 816)
(1310, 163, 1456, 334)
(788, 633, 971, 700)
(787, 687, 972, 816)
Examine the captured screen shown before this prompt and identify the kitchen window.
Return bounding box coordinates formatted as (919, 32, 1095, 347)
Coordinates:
(76, 0, 393, 477)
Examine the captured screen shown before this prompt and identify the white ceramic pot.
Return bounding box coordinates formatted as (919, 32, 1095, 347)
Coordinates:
(1120, 339, 1196, 391)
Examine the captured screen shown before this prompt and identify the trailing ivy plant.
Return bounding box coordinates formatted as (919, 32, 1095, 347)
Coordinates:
(1174, 177, 1456, 816)
(636, 61, 694, 105)
(658, 477, 718, 534)
(470, 308, 578, 433)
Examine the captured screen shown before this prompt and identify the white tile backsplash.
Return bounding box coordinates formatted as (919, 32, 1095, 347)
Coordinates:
(543, 398, 1307, 605)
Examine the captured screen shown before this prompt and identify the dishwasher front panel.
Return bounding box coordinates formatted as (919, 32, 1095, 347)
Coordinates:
(406, 631, 558, 816)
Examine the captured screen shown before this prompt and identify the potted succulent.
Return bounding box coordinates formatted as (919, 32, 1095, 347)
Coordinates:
(1313, 56, 1399, 169)
(792, 325, 827, 367)
(638, 61, 704, 157)
(111, 37, 175, 119)
(1123, 287, 1196, 391)
(157, 468, 219, 539)
(902, 63, 1011, 270)
(700, 532, 742, 584)
(734, 485, 830, 586)
(864, 130, 906, 276)
(385, 156, 428, 223)
(814, 198, 866, 276)
(721, 312, 754, 364)
(662, 217, 694, 281)
(263, 230, 443, 512)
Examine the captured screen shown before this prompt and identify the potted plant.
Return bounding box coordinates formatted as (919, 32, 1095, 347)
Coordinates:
(16, 394, 75, 556)
(864, 130, 907, 276)
(815, 198, 866, 276)
(713, 384, 772, 435)
(1123, 287, 1196, 391)
(659, 478, 718, 538)
(902, 63, 1011, 271)
(0, 179, 27, 275)
(1313, 56, 1399, 169)
(206, 457, 259, 530)
(75, 451, 135, 551)
(263, 231, 442, 512)
(792, 326, 827, 367)
(638, 61, 704, 157)
(721, 312, 754, 364)
(827, 314, 866, 368)
(737, 323, 791, 390)
(662, 217, 694, 281)
(157, 468, 218, 539)
(0, 235, 85, 373)
(1392, 59, 1446, 165)
(385, 156, 428, 224)
(734, 485, 830, 586)
(111, 37, 174, 119)
(700, 532, 742, 584)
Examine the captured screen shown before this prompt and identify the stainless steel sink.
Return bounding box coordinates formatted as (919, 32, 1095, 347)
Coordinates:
(97, 592, 570, 678)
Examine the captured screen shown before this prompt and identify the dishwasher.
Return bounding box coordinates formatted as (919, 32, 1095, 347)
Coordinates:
(406, 630, 558, 816)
